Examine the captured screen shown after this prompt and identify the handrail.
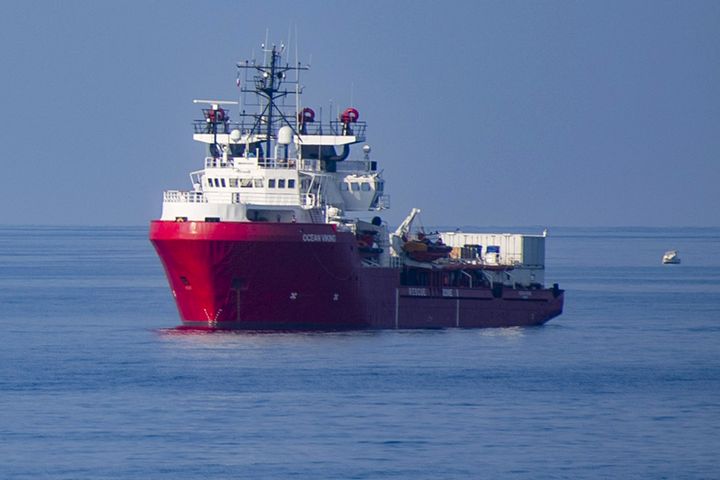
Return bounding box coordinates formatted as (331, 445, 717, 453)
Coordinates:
(192, 120, 367, 139)
(303, 193, 316, 208)
(335, 160, 378, 172)
(256, 158, 297, 169)
(300, 121, 367, 139)
(192, 121, 246, 135)
(375, 194, 391, 209)
(202, 156, 376, 172)
(203, 156, 297, 170)
(204, 157, 235, 169)
(164, 190, 300, 206)
(163, 190, 206, 203)
(235, 192, 300, 206)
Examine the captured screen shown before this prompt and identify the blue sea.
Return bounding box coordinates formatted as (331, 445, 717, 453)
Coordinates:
(1, 226, 719, 479)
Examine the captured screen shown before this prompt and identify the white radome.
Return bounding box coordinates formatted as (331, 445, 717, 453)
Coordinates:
(277, 126, 293, 145)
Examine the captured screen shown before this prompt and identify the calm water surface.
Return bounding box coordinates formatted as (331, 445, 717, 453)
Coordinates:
(1, 226, 718, 479)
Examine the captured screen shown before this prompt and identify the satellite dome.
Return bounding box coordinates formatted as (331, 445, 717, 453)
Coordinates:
(277, 126, 293, 145)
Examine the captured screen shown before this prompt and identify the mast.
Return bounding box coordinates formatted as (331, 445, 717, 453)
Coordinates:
(263, 46, 277, 157)
(237, 44, 308, 157)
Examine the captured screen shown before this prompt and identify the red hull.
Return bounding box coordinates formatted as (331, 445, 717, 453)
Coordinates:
(150, 221, 564, 330)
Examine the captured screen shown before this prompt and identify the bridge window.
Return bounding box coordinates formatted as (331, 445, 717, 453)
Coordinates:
(268, 179, 276, 188)
(240, 179, 253, 188)
(340, 183, 349, 191)
(351, 182, 360, 192)
(214, 178, 220, 187)
(229, 178, 238, 188)
(288, 179, 295, 189)
(361, 182, 371, 191)
(207, 178, 213, 187)
(278, 179, 286, 188)
(221, 178, 226, 188)
(254, 179, 263, 188)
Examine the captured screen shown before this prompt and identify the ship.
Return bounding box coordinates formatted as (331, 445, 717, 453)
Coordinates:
(662, 250, 681, 264)
(149, 43, 564, 330)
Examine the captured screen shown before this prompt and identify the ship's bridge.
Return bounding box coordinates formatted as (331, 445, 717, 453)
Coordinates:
(160, 128, 387, 224)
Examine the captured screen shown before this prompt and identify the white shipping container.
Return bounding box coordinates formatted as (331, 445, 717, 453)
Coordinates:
(522, 236, 545, 267)
(439, 232, 545, 267)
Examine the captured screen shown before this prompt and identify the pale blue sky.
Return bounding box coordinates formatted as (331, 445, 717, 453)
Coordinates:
(1, 1, 718, 227)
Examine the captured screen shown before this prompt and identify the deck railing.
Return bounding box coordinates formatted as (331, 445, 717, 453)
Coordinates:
(203, 156, 378, 172)
(203, 156, 298, 170)
(192, 121, 243, 135)
(192, 120, 367, 138)
(300, 121, 367, 140)
(164, 190, 301, 206)
(233, 192, 300, 206)
(256, 158, 297, 169)
(163, 191, 206, 203)
(204, 157, 235, 169)
(335, 160, 378, 172)
(375, 194, 391, 209)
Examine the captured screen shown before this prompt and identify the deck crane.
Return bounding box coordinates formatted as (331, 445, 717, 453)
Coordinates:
(390, 208, 421, 257)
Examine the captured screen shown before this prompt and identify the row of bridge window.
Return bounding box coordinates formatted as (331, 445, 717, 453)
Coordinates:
(206, 178, 296, 189)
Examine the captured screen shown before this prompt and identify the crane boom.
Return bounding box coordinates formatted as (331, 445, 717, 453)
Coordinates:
(394, 208, 421, 238)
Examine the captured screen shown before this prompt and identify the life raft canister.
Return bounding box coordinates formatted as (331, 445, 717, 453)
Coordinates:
(298, 107, 315, 124)
(340, 107, 359, 124)
(206, 107, 225, 122)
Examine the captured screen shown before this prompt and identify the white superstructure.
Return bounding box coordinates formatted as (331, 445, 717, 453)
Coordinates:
(160, 45, 388, 226)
